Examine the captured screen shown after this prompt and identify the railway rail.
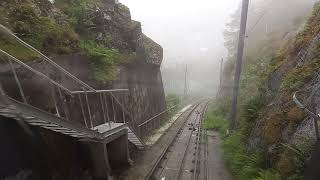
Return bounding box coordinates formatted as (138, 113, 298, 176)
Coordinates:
(146, 100, 209, 180)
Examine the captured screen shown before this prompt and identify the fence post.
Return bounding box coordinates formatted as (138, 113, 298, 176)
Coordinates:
(58, 87, 69, 121)
(99, 92, 107, 124)
(0, 82, 5, 95)
(84, 89, 93, 128)
(9, 59, 27, 103)
(103, 92, 111, 128)
(111, 93, 116, 122)
(78, 93, 88, 128)
(50, 84, 60, 117)
(122, 95, 126, 124)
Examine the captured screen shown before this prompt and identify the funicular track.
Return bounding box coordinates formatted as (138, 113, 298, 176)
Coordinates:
(146, 100, 209, 180)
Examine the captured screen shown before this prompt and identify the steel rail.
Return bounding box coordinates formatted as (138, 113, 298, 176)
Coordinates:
(145, 101, 202, 180)
(0, 24, 95, 91)
(178, 104, 204, 179)
(192, 101, 209, 180)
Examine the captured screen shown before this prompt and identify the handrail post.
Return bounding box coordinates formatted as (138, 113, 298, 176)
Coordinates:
(111, 93, 116, 122)
(50, 84, 60, 117)
(138, 125, 141, 138)
(103, 92, 111, 128)
(8, 59, 27, 103)
(58, 87, 69, 121)
(78, 93, 88, 128)
(99, 92, 107, 124)
(0, 82, 5, 95)
(84, 89, 93, 128)
(122, 95, 126, 124)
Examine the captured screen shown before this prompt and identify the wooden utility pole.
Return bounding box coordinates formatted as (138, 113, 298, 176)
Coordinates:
(184, 64, 188, 97)
(229, 0, 250, 129)
(219, 58, 224, 95)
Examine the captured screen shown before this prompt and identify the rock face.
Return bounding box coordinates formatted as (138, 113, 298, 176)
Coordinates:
(0, 0, 166, 179)
(143, 34, 163, 66)
(247, 2, 320, 175)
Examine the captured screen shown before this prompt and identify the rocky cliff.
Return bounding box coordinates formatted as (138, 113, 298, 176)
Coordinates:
(247, 2, 320, 176)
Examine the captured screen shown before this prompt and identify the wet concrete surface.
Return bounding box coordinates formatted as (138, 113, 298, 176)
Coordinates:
(204, 131, 233, 180)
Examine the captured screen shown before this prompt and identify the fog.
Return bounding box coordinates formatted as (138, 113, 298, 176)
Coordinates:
(120, 0, 240, 96)
(120, 0, 316, 96)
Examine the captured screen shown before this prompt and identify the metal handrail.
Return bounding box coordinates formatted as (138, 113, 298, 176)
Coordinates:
(0, 45, 133, 133)
(1, 49, 128, 95)
(0, 24, 95, 91)
(71, 89, 129, 94)
(0, 24, 169, 141)
(0, 49, 73, 94)
(138, 104, 178, 127)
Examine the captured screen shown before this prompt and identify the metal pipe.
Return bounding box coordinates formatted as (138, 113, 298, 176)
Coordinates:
(8, 59, 27, 103)
(122, 95, 126, 124)
(0, 82, 5, 95)
(109, 92, 133, 120)
(0, 49, 73, 94)
(50, 85, 60, 117)
(111, 94, 116, 122)
(99, 92, 107, 124)
(57, 87, 69, 120)
(78, 93, 88, 128)
(71, 89, 129, 94)
(0, 24, 95, 91)
(138, 104, 179, 127)
(84, 89, 94, 128)
(103, 92, 111, 128)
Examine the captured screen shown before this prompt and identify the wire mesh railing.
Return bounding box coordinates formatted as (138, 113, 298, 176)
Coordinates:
(293, 81, 320, 140)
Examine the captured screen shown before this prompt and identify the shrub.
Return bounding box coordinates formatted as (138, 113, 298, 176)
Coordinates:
(203, 106, 228, 134)
(82, 40, 135, 83)
(0, 2, 80, 61)
(166, 94, 181, 117)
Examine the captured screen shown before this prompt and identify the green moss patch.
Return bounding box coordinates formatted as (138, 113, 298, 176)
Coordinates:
(82, 40, 135, 83)
(0, 2, 80, 61)
(281, 59, 320, 91)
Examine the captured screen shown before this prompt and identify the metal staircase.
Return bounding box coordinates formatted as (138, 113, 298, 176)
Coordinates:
(0, 24, 144, 149)
(0, 93, 144, 148)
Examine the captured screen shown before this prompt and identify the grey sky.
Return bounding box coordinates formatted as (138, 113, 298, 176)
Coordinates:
(120, 0, 240, 66)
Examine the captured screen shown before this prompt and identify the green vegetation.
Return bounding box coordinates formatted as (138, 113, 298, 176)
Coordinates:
(215, 1, 320, 179)
(0, 0, 137, 82)
(292, 2, 320, 55)
(203, 102, 229, 134)
(281, 58, 320, 91)
(279, 2, 320, 92)
(204, 98, 282, 180)
(82, 41, 135, 83)
(0, 2, 79, 61)
(166, 94, 181, 117)
(56, 0, 136, 82)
